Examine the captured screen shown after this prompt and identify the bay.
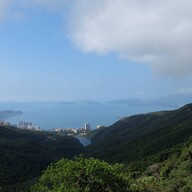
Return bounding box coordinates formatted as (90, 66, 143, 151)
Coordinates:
(0, 101, 177, 130)
(75, 136, 91, 146)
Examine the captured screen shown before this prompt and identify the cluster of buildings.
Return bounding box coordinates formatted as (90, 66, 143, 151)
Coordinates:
(16, 121, 42, 131)
(1, 118, 95, 136)
(53, 122, 92, 136)
(0, 119, 42, 131)
(0, 120, 10, 126)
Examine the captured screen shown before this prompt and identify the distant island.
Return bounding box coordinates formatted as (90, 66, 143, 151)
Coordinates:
(0, 110, 23, 119)
(61, 100, 100, 105)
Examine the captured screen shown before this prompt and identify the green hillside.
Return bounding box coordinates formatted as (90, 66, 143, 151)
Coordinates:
(32, 104, 192, 192)
(0, 126, 84, 192)
(32, 139, 192, 192)
(87, 104, 192, 170)
(2, 104, 192, 191)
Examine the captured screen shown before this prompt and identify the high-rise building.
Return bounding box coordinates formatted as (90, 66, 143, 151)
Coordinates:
(84, 122, 91, 131)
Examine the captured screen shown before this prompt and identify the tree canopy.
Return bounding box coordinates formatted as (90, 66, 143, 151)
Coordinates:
(32, 156, 131, 192)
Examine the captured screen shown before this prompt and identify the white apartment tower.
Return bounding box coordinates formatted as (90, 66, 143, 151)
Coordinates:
(84, 122, 91, 131)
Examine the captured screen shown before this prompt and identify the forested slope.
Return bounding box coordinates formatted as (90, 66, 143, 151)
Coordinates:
(33, 139, 192, 192)
(0, 126, 84, 191)
(2, 104, 192, 191)
(87, 104, 192, 170)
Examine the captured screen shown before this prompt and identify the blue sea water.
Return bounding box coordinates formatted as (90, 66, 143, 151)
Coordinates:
(0, 101, 177, 130)
(75, 136, 92, 146)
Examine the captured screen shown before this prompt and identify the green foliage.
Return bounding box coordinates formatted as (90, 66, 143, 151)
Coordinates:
(0, 126, 84, 191)
(32, 156, 131, 192)
(2, 104, 192, 191)
(32, 141, 192, 192)
(87, 104, 192, 172)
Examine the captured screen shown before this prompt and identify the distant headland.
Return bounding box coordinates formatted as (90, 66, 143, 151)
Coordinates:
(0, 110, 23, 119)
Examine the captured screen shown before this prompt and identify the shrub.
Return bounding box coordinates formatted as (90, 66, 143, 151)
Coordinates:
(31, 156, 131, 192)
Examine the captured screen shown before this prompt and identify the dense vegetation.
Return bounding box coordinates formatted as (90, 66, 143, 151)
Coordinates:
(87, 104, 192, 169)
(32, 156, 131, 192)
(33, 140, 192, 191)
(1, 104, 192, 191)
(0, 126, 84, 191)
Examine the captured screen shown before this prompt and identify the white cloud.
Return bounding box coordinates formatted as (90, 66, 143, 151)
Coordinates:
(1, 0, 192, 77)
(68, 0, 192, 77)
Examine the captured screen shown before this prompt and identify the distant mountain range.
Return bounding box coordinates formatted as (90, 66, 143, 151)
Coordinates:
(109, 93, 192, 107)
(60, 93, 192, 107)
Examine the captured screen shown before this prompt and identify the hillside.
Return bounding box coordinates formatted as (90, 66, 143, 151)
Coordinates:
(87, 104, 192, 170)
(32, 136, 192, 192)
(1, 104, 192, 191)
(0, 126, 84, 192)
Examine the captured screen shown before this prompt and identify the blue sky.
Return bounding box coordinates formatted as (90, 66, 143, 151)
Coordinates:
(0, 0, 192, 101)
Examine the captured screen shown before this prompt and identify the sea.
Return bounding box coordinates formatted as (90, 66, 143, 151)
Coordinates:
(0, 101, 178, 130)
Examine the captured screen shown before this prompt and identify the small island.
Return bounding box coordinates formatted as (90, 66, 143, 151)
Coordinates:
(0, 110, 23, 119)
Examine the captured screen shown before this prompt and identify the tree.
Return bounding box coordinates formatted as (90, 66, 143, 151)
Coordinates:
(32, 156, 131, 192)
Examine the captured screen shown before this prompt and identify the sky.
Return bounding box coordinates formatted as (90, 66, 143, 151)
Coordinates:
(0, 0, 192, 102)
